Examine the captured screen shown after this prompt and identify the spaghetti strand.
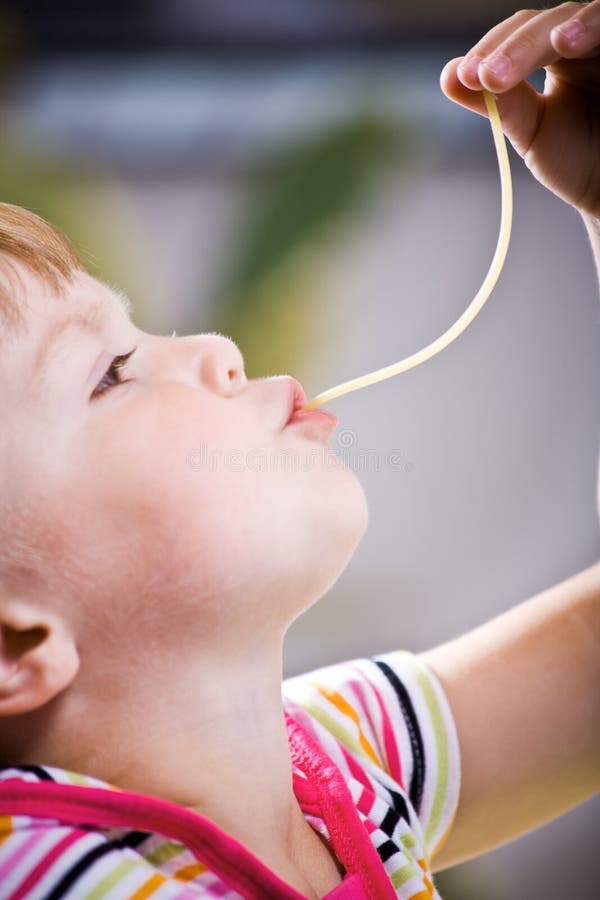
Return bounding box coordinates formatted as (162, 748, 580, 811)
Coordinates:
(303, 91, 512, 410)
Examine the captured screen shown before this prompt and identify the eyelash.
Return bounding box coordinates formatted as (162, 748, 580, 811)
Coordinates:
(91, 348, 137, 399)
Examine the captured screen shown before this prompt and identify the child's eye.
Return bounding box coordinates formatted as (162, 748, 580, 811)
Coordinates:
(91, 348, 137, 400)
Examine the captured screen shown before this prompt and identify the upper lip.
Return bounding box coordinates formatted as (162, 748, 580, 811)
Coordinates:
(285, 377, 308, 426)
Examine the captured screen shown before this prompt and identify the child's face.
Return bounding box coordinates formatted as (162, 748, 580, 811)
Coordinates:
(1, 264, 367, 644)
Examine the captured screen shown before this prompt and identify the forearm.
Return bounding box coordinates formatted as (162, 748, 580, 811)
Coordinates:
(420, 561, 600, 871)
(581, 212, 600, 292)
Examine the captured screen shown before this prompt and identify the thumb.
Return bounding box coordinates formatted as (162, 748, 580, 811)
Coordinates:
(441, 57, 544, 159)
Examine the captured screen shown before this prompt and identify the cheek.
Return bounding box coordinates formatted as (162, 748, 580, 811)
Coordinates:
(51, 392, 230, 569)
(53, 393, 369, 611)
(65, 392, 289, 593)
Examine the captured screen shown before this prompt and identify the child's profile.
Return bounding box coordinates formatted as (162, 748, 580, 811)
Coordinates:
(0, 2, 599, 899)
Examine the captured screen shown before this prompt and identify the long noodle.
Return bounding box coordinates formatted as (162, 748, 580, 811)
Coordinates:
(303, 91, 512, 410)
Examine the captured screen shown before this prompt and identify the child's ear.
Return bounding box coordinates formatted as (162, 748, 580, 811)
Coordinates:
(0, 600, 79, 716)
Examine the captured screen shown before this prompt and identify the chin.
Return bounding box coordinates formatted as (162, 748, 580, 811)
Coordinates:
(329, 451, 369, 534)
(299, 468, 369, 606)
(339, 466, 369, 538)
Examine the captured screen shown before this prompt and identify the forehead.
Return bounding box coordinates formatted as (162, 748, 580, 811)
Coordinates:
(1, 265, 133, 400)
(31, 279, 133, 377)
(2, 263, 132, 340)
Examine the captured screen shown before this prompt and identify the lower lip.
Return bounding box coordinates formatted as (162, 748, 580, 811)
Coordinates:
(285, 408, 338, 438)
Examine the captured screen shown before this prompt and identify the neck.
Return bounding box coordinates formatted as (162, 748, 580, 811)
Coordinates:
(12, 629, 320, 873)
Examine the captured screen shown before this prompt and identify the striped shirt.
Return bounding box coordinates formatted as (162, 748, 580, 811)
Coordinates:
(0, 650, 460, 899)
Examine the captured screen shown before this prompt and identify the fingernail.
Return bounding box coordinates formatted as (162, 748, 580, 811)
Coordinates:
(480, 53, 511, 82)
(552, 19, 585, 45)
(458, 55, 482, 82)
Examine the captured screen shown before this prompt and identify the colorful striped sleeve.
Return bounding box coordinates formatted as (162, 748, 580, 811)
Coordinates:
(371, 650, 461, 862)
(282, 649, 461, 865)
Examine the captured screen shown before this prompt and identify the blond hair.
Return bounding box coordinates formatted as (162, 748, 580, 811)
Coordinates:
(0, 202, 87, 330)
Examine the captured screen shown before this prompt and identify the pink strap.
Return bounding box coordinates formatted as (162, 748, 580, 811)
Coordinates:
(285, 714, 397, 900)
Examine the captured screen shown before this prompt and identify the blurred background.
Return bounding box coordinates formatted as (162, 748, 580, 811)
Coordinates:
(1, 1, 598, 897)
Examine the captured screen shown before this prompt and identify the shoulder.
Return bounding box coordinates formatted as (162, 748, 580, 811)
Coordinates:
(283, 650, 461, 864)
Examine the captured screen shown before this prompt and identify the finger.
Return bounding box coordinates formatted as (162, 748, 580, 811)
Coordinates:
(441, 57, 545, 158)
(551, 0, 600, 57)
(457, 9, 540, 90)
(476, 2, 585, 93)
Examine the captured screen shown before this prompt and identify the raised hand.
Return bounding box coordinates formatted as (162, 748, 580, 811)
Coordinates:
(441, 1, 600, 217)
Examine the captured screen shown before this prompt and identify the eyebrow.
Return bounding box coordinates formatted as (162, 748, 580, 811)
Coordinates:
(33, 289, 133, 380)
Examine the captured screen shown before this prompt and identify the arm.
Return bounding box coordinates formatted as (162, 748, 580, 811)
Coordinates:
(582, 212, 600, 291)
(425, 1, 600, 874)
(419, 561, 600, 872)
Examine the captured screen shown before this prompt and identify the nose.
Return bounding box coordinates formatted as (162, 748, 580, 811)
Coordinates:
(188, 333, 246, 397)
